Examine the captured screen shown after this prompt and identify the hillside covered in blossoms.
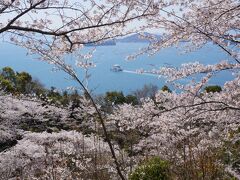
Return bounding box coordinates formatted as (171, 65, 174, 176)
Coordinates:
(0, 69, 240, 179)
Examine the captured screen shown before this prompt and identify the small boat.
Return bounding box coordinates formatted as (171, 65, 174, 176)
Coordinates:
(111, 64, 123, 72)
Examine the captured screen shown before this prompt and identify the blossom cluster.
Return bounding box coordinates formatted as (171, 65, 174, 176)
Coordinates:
(0, 131, 114, 179)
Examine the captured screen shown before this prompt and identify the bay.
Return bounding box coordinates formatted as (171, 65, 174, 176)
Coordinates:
(0, 42, 234, 94)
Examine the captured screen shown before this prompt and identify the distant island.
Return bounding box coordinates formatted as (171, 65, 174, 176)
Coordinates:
(116, 32, 162, 43)
(85, 39, 116, 46)
(85, 32, 162, 46)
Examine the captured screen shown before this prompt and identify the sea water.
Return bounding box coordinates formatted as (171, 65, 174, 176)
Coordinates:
(0, 42, 235, 94)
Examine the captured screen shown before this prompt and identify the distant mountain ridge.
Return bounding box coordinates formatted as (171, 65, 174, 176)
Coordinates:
(85, 39, 116, 46)
(85, 32, 162, 46)
(116, 32, 162, 43)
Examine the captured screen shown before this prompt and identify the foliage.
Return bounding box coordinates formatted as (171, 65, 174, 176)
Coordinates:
(125, 95, 138, 105)
(104, 91, 138, 106)
(0, 77, 14, 92)
(15, 71, 32, 93)
(0, 67, 43, 95)
(0, 67, 85, 107)
(161, 85, 172, 93)
(129, 157, 171, 180)
(104, 91, 126, 105)
(204, 85, 222, 93)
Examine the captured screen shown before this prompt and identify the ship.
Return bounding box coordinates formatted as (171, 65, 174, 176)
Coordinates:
(110, 64, 123, 72)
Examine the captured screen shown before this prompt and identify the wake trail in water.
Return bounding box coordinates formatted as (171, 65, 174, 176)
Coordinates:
(123, 70, 160, 77)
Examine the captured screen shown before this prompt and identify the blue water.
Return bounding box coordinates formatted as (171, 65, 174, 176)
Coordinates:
(0, 42, 235, 94)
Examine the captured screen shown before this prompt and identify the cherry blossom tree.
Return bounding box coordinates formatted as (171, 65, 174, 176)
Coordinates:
(108, 75, 240, 178)
(112, 0, 240, 178)
(141, 0, 240, 62)
(0, 0, 158, 53)
(0, 1, 159, 179)
(0, 0, 240, 179)
(0, 130, 117, 179)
